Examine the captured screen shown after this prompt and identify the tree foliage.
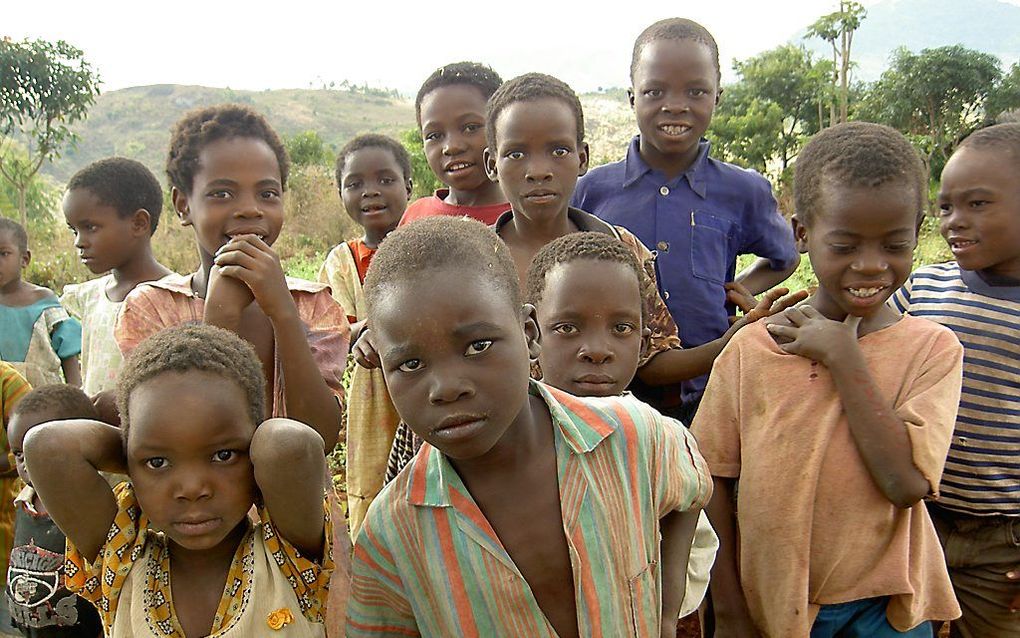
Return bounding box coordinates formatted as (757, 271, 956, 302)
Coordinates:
(0, 37, 100, 225)
(285, 130, 333, 167)
(399, 128, 441, 199)
(860, 45, 1002, 179)
(806, 1, 866, 124)
(986, 62, 1020, 122)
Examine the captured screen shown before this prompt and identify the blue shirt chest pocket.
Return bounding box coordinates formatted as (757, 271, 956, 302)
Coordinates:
(689, 210, 738, 285)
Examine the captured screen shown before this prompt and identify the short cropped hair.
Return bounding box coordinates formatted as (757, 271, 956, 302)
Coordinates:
(334, 134, 413, 187)
(0, 218, 27, 253)
(526, 232, 644, 317)
(166, 104, 290, 195)
(67, 157, 164, 235)
(10, 384, 99, 424)
(486, 73, 584, 152)
(631, 18, 721, 83)
(415, 62, 503, 128)
(959, 122, 1020, 162)
(794, 121, 926, 226)
(117, 324, 266, 443)
(364, 216, 520, 315)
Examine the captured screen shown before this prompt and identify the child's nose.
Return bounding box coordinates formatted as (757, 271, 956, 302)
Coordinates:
(428, 373, 474, 405)
(443, 134, 467, 156)
(174, 471, 213, 501)
(578, 340, 613, 364)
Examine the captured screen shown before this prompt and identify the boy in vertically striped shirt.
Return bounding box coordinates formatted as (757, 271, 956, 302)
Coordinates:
(345, 217, 712, 638)
(892, 122, 1020, 638)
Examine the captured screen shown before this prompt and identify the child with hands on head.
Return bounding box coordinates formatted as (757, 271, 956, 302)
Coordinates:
(115, 104, 348, 451)
(317, 134, 411, 535)
(24, 324, 334, 638)
(892, 122, 1020, 638)
(345, 217, 712, 638)
(0, 219, 82, 389)
(400, 61, 507, 226)
(694, 122, 964, 638)
(6, 385, 104, 637)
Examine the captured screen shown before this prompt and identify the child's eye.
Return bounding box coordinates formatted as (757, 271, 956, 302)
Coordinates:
(552, 147, 570, 158)
(208, 190, 231, 200)
(969, 199, 989, 209)
(643, 89, 663, 98)
(936, 202, 951, 215)
(380, 176, 395, 185)
(398, 359, 423, 373)
(552, 324, 578, 335)
(344, 181, 361, 190)
(66, 225, 78, 236)
(464, 123, 482, 133)
(465, 340, 493, 356)
(144, 457, 168, 470)
(614, 323, 637, 335)
(212, 450, 237, 463)
(886, 242, 913, 252)
(423, 131, 441, 142)
(505, 151, 524, 160)
(689, 88, 708, 98)
(830, 245, 856, 254)
(260, 189, 281, 200)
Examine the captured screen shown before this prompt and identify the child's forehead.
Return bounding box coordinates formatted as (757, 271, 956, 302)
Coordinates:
(375, 269, 517, 325)
(496, 98, 577, 140)
(422, 83, 488, 112)
(195, 136, 281, 178)
(344, 147, 402, 174)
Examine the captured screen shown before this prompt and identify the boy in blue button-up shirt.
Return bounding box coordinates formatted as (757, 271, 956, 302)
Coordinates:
(573, 18, 799, 418)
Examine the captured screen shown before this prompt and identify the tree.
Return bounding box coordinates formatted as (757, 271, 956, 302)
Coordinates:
(0, 38, 100, 225)
(285, 130, 332, 167)
(986, 62, 1020, 123)
(861, 45, 1002, 181)
(399, 128, 441, 199)
(806, 1, 866, 125)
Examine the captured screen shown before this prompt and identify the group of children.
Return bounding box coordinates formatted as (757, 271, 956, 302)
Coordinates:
(0, 15, 1015, 638)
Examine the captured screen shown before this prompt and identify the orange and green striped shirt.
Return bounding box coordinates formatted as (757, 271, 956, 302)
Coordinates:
(346, 380, 712, 637)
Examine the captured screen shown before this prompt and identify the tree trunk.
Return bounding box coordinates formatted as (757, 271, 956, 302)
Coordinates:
(17, 184, 27, 227)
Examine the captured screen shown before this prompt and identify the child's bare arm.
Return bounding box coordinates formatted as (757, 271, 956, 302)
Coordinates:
(251, 418, 328, 560)
(638, 288, 807, 385)
(61, 355, 82, 387)
(705, 477, 760, 637)
(734, 255, 801, 298)
(209, 236, 344, 450)
(23, 419, 125, 561)
(659, 508, 699, 638)
(766, 307, 930, 507)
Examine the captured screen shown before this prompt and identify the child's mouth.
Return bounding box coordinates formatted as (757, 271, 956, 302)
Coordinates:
(172, 517, 221, 536)
(445, 162, 474, 174)
(846, 286, 887, 305)
(659, 124, 692, 137)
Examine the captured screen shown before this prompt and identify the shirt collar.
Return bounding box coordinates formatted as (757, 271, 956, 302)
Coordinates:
(493, 207, 617, 237)
(622, 135, 712, 199)
(406, 380, 616, 508)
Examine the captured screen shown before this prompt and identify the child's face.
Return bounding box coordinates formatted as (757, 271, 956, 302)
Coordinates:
(938, 145, 1020, 279)
(173, 136, 284, 262)
(420, 85, 492, 194)
(537, 260, 644, 397)
(630, 39, 718, 167)
(8, 410, 59, 487)
(125, 371, 257, 552)
(372, 267, 540, 460)
(485, 98, 589, 222)
(63, 188, 148, 275)
(0, 231, 28, 289)
(795, 182, 918, 319)
(339, 147, 411, 239)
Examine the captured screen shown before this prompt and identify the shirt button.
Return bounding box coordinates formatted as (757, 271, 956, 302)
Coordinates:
(663, 290, 670, 300)
(659, 185, 670, 196)
(656, 241, 669, 252)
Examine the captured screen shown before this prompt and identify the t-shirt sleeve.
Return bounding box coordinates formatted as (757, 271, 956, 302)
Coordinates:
(114, 287, 176, 357)
(649, 405, 713, 517)
(689, 334, 745, 478)
(296, 289, 351, 414)
(317, 245, 359, 324)
(897, 327, 964, 496)
(738, 174, 798, 270)
(889, 273, 914, 314)
(64, 481, 143, 633)
(346, 511, 418, 637)
(60, 284, 84, 320)
(615, 228, 683, 363)
(48, 310, 82, 359)
(259, 494, 335, 624)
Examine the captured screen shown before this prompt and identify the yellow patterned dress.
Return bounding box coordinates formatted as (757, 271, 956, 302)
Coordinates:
(0, 363, 29, 595)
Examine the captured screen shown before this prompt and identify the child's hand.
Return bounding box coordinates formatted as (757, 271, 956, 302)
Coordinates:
(725, 282, 757, 324)
(213, 235, 295, 319)
(733, 287, 810, 327)
(765, 306, 861, 365)
(92, 390, 121, 426)
(352, 328, 380, 369)
(206, 262, 256, 321)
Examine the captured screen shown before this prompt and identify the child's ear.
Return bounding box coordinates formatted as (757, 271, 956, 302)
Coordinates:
(627, 88, 636, 109)
(130, 209, 152, 236)
(791, 214, 809, 254)
(483, 146, 498, 183)
(639, 325, 651, 360)
(521, 303, 542, 362)
(405, 178, 413, 200)
(578, 142, 590, 177)
(20, 249, 31, 269)
(171, 187, 192, 227)
(715, 86, 723, 107)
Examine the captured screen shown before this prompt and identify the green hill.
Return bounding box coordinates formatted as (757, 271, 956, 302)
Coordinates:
(44, 84, 416, 183)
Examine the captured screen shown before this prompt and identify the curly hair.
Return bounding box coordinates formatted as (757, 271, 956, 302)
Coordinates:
(486, 73, 584, 152)
(415, 61, 503, 128)
(67, 157, 164, 235)
(364, 216, 520, 315)
(958, 122, 1020, 161)
(334, 134, 412, 187)
(166, 104, 290, 195)
(10, 384, 99, 424)
(0, 218, 27, 254)
(794, 121, 926, 226)
(526, 233, 644, 322)
(117, 324, 266, 443)
(631, 18, 721, 83)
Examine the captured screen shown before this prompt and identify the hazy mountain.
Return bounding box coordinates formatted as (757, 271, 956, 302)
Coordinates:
(798, 0, 1020, 81)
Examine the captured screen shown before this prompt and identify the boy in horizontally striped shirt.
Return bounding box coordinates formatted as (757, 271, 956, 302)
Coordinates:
(892, 123, 1020, 638)
(345, 217, 712, 638)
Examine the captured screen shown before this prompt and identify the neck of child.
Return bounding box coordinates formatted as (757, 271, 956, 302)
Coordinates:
(638, 138, 701, 181)
(808, 291, 900, 335)
(506, 205, 578, 246)
(445, 181, 506, 208)
(0, 276, 28, 298)
(30, 489, 46, 515)
(169, 519, 248, 571)
(192, 254, 215, 299)
(110, 246, 171, 300)
(449, 393, 551, 480)
(362, 227, 393, 250)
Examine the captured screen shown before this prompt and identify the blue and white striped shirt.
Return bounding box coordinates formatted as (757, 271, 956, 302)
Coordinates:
(892, 262, 1020, 516)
